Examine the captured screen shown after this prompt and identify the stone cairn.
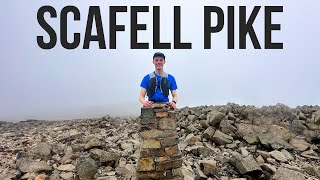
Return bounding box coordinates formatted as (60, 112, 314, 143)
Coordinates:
(137, 103, 183, 179)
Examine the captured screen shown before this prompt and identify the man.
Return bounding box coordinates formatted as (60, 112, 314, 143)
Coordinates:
(139, 52, 178, 109)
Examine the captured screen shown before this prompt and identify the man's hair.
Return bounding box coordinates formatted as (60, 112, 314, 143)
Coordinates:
(153, 52, 165, 60)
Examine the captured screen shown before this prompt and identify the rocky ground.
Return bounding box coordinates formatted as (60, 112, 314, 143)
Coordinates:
(1, 103, 320, 180)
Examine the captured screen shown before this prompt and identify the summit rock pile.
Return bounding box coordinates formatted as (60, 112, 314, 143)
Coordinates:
(1, 103, 320, 179)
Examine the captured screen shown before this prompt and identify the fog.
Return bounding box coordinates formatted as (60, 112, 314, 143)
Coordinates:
(0, 0, 319, 121)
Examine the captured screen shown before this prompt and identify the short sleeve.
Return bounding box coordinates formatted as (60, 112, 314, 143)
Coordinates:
(140, 75, 149, 89)
(169, 75, 178, 91)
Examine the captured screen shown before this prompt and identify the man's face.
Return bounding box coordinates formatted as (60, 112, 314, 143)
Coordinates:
(153, 57, 165, 70)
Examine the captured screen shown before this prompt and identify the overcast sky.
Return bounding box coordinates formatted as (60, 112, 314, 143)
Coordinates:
(0, 0, 319, 121)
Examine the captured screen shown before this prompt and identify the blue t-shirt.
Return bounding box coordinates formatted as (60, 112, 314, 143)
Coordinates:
(140, 72, 178, 102)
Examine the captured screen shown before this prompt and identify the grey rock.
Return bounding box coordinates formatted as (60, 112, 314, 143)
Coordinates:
(90, 149, 120, 166)
(298, 112, 307, 120)
(314, 110, 320, 125)
(271, 167, 304, 180)
(202, 126, 215, 140)
(32, 142, 52, 160)
(60, 172, 74, 180)
(228, 112, 237, 120)
(200, 120, 210, 128)
(260, 163, 276, 174)
(212, 130, 233, 145)
(301, 149, 320, 159)
(243, 134, 258, 144)
(269, 150, 287, 162)
(17, 159, 52, 173)
(207, 110, 225, 126)
(84, 138, 102, 150)
(76, 157, 98, 180)
(220, 120, 237, 134)
(234, 156, 262, 175)
(289, 138, 310, 151)
(57, 164, 76, 171)
(239, 147, 249, 157)
(186, 125, 199, 133)
(199, 160, 217, 175)
(280, 149, 294, 161)
(303, 164, 320, 177)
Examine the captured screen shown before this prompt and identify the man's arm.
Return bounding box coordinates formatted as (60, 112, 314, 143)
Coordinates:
(171, 90, 178, 103)
(139, 88, 153, 107)
(168, 90, 178, 109)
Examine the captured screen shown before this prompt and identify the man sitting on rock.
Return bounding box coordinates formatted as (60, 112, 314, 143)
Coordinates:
(139, 52, 178, 109)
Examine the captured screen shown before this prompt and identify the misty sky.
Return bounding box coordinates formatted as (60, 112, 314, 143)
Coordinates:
(0, 0, 319, 120)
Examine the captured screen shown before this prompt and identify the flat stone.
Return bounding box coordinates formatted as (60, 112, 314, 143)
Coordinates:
(140, 117, 156, 125)
(282, 164, 303, 173)
(258, 133, 275, 149)
(289, 138, 310, 151)
(266, 158, 277, 165)
(165, 145, 179, 156)
(141, 107, 155, 118)
(57, 164, 76, 171)
(140, 129, 176, 139)
(270, 125, 291, 141)
(280, 149, 294, 161)
(243, 134, 259, 144)
(138, 171, 166, 179)
(84, 138, 102, 150)
(138, 158, 155, 171)
(220, 120, 237, 134)
(59, 172, 73, 180)
(161, 137, 179, 147)
(158, 118, 176, 130)
(270, 150, 287, 162)
(212, 130, 233, 145)
(199, 160, 217, 175)
(18, 159, 52, 173)
(260, 163, 276, 174)
(142, 139, 161, 149)
(155, 159, 183, 171)
(257, 150, 271, 159)
(140, 148, 166, 158)
(271, 167, 305, 180)
(226, 143, 238, 149)
(301, 149, 320, 159)
(235, 156, 262, 175)
(156, 111, 168, 118)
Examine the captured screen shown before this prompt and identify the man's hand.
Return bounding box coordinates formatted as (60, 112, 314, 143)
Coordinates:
(143, 101, 153, 107)
(168, 101, 177, 109)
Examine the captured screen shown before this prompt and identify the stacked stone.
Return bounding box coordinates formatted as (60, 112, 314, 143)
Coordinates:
(138, 103, 183, 179)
